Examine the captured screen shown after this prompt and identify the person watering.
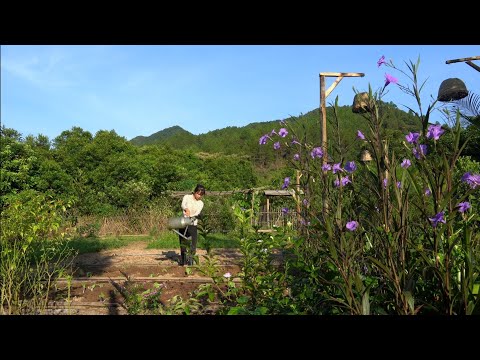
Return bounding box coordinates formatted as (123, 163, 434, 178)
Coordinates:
(178, 184, 205, 266)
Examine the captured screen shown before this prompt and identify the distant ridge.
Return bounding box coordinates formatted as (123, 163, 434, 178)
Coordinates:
(128, 105, 420, 158)
(130, 125, 195, 146)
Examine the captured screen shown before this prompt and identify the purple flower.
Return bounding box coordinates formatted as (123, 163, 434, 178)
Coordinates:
(401, 159, 411, 168)
(259, 134, 270, 145)
(429, 211, 446, 228)
(334, 178, 340, 187)
(457, 202, 471, 213)
(340, 176, 352, 187)
(344, 161, 357, 173)
(461, 172, 480, 189)
(405, 132, 420, 144)
(293, 153, 300, 161)
(426, 124, 445, 141)
(377, 55, 386, 67)
(413, 144, 428, 159)
(322, 163, 332, 172)
(302, 198, 309, 206)
(291, 139, 301, 146)
(300, 219, 311, 226)
(357, 130, 365, 140)
(270, 129, 278, 136)
(282, 207, 289, 215)
(383, 178, 388, 188)
(278, 128, 288, 137)
(282, 177, 290, 189)
(332, 163, 342, 174)
(420, 144, 428, 156)
(311, 147, 323, 159)
(425, 188, 431, 196)
(346, 220, 359, 231)
(396, 181, 401, 188)
(274, 142, 280, 150)
(384, 73, 398, 87)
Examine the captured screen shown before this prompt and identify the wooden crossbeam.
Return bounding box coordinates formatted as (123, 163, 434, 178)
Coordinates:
(445, 56, 480, 64)
(446, 56, 480, 73)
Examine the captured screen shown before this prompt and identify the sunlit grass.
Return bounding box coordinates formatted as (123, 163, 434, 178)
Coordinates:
(67, 235, 151, 254)
(147, 231, 240, 249)
(66, 232, 240, 254)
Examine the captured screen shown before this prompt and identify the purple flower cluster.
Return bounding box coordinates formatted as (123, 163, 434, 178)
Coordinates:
(405, 132, 420, 144)
(311, 147, 323, 159)
(429, 212, 446, 228)
(461, 172, 480, 189)
(457, 202, 471, 213)
(346, 220, 359, 231)
(259, 126, 289, 147)
(344, 161, 357, 173)
(412, 144, 428, 159)
(334, 176, 352, 187)
(426, 124, 445, 141)
(401, 159, 411, 168)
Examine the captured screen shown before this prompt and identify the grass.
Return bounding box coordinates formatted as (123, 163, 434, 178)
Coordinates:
(66, 232, 240, 254)
(67, 235, 151, 254)
(147, 231, 241, 249)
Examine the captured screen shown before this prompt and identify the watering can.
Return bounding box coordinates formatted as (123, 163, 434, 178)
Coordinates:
(167, 216, 195, 230)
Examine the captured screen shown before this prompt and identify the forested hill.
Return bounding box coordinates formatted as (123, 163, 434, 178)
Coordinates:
(130, 125, 195, 146)
(129, 104, 421, 157)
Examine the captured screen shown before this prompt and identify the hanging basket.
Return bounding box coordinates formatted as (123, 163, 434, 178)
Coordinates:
(352, 92, 370, 113)
(437, 78, 468, 102)
(360, 149, 373, 162)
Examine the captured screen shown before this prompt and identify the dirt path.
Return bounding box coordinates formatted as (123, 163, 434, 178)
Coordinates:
(48, 242, 244, 315)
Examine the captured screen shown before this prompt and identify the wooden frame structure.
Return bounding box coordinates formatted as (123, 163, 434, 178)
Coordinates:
(446, 56, 480, 73)
(319, 72, 364, 166)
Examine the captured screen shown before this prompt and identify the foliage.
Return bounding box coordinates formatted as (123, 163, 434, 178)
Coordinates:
(0, 190, 76, 314)
(208, 55, 480, 315)
(110, 274, 203, 315)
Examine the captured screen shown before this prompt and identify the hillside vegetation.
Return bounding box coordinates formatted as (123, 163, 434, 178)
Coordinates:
(2, 103, 478, 217)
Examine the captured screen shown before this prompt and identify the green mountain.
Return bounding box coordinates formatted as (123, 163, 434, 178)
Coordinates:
(130, 125, 195, 146)
(129, 105, 421, 163)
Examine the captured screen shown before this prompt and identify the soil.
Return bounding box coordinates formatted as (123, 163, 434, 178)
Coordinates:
(48, 242, 244, 315)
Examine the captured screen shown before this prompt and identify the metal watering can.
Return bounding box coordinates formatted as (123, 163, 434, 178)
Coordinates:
(167, 216, 194, 230)
(167, 216, 198, 240)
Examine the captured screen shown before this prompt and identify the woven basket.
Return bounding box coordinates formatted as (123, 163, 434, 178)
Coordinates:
(360, 149, 373, 162)
(437, 78, 468, 102)
(352, 92, 370, 113)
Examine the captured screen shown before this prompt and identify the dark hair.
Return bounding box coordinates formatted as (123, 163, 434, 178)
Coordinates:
(194, 184, 206, 195)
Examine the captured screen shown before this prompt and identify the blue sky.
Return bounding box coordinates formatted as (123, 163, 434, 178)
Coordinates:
(2, 45, 479, 141)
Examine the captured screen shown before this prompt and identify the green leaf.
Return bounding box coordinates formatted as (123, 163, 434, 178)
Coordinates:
(368, 256, 392, 278)
(403, 291, 415, 314)
(362, 290, 370, 315)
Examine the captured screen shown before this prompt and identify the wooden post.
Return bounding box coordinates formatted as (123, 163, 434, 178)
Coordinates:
(319, 72, 364, 214)
(296, 170, 301, 223)
(250, 191, 255, 227)
(319, 72, 364, 166)
(266, 196, 270, 229)
(320, 75, 327, 166)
